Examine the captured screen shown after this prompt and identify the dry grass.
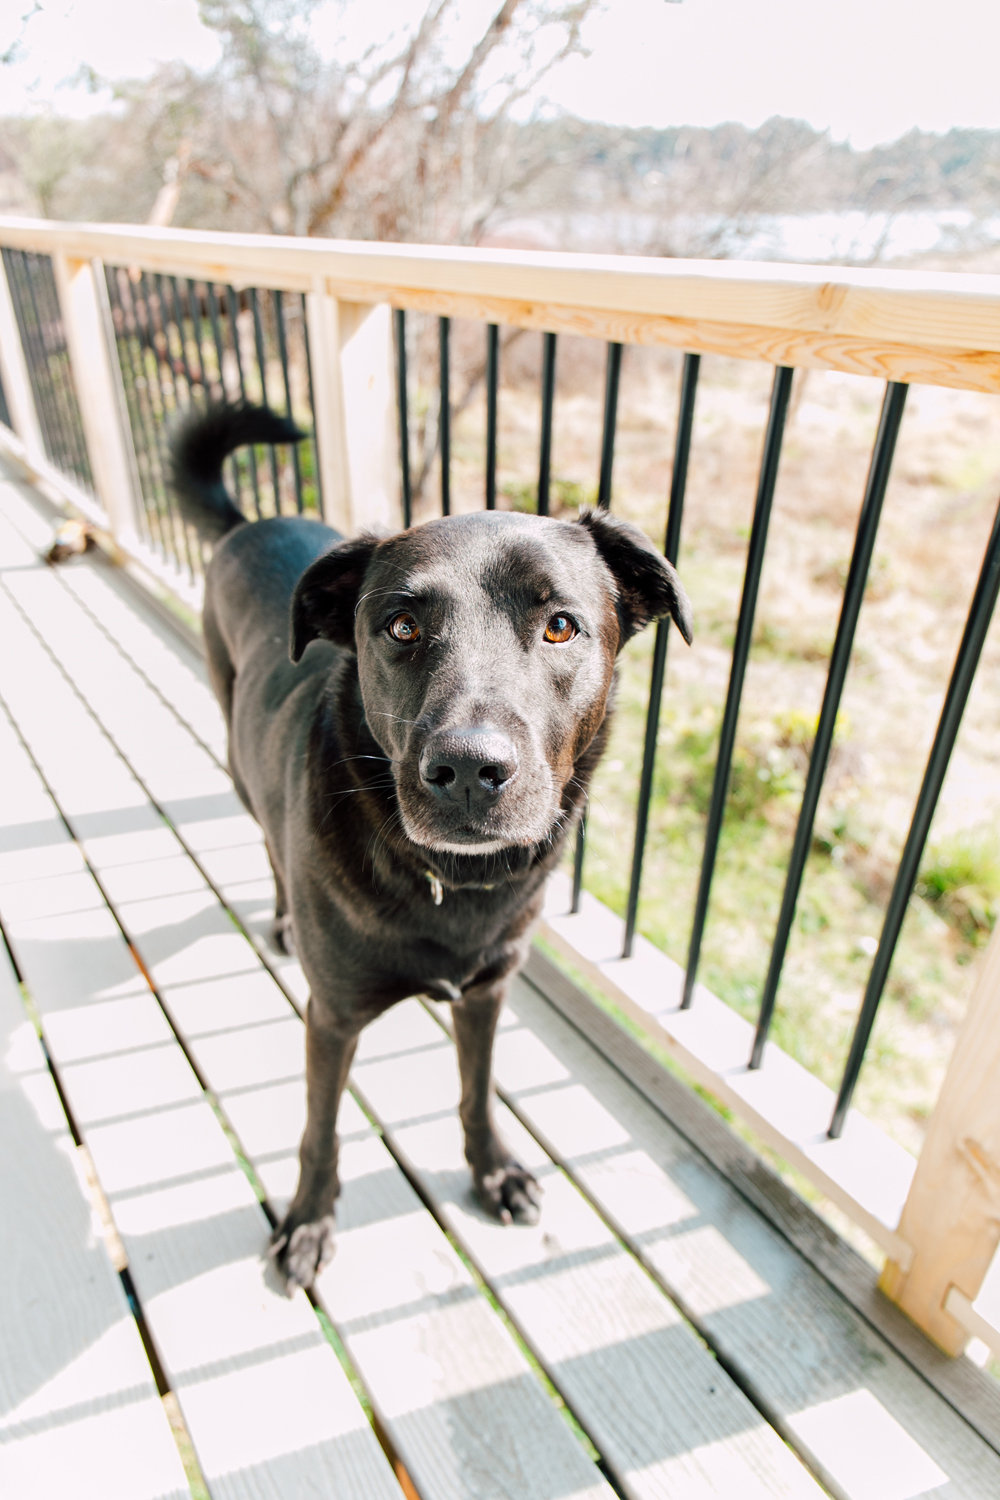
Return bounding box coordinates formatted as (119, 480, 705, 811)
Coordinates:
(405, 318, 1000, 1159)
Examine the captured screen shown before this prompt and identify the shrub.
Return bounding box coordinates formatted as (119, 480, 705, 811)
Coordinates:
(917, 830, 1000, 944)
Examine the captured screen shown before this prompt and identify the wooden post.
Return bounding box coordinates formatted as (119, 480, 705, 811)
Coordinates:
(305, 279, 352, 533)
(305, 281, 399, 535)
(50, 253, 140, 544)
(880, 920, 1000, 1354)
(338, 300, 399, 531)
(0, 250, 45, 458)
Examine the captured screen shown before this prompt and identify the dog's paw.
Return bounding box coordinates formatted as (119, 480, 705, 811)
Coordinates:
(270, 913, 296, 956)
(270, 1214, 335, 1291)
(475, 1159, 542, 1226)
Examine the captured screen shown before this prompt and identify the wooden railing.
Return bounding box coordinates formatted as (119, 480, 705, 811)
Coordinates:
(1, 213, 999, 1364)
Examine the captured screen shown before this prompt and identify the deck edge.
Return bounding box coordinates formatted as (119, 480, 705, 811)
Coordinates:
(523, 943, 1000, 1456)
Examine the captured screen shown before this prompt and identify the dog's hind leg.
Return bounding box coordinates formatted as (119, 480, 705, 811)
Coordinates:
(202, 595, 255, 814)
(271, 1003, 361, 1290)
(452, 980, 541, 1225)
(265, 842, 294, 954)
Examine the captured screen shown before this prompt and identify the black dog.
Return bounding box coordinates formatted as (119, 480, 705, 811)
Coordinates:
(172, 403, 691, 1290)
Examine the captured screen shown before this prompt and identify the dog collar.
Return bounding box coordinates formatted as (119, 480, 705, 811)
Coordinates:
(425, 868, 496, 904)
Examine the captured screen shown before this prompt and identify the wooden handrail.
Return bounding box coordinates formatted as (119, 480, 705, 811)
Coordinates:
(2, 215, 1000, 393)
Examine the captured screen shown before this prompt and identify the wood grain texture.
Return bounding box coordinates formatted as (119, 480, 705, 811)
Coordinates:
(0, 940, 190, 1500)
(490, 971, 1000, 1498)
(4, 214, 1000, 390)
(882, 922, 1000, 1354)
(352, 1000, 827, 1500)
(0, 483, 615, 1500)
(523, 947, 1000, 1454)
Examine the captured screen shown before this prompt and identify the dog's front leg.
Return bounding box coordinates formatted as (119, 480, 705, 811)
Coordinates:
(272, 1002, 360, 1291)
(452, 983, 541, 1225)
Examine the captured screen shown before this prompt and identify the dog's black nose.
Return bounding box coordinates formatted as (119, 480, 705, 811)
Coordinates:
(420, 728, 518, 800)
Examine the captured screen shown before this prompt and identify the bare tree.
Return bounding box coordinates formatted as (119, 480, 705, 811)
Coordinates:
(132, 0, 599, 241)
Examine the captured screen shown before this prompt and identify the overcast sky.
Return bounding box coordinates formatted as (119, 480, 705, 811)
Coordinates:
(2, 0, 999, 148)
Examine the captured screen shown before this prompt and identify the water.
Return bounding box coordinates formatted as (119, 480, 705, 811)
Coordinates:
(488, 208, 1000, 265)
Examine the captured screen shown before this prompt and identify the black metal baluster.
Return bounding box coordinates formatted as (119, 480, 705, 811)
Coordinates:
(830, 493, 1000, 1138)
(102, 268, 152, 547)
(274, 290, 304, 514)
(145, 273, 197, 579)
(24, 254, 73, 476)
(439, 317, 451, 517)
(177, 276, 214, 570)
(597, 343, 623, 509)
(571, 808, 588, 915)
(569, 338, 625, 902)
(108, 269, 165, 549)
(25, 254, 85, 482)
(226, 286, 262, 519)
(164, 274, 207, 574)
(205, 282, 228, 397)
(5, 252, 60, 468)
(165, 275, 196, 406)
(144, 273, 194, 573)
(185, 278, 209, 393)
(622, 353, 701, 959)
(300, 292, 323, 514)
(17, 253, 65, 471)
(537, 332, 557, 516)
(207, 283, 240, 502)
(486, 323, 499, 510)
(250, 287, 280, 510)
(751, 382, 909, 1068)
(681, 365, 794, 1009)
(131, 274, 180, 557)
(394, 308, 412, 528)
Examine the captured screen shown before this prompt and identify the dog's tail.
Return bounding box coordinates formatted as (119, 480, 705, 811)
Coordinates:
(170, 402, 306, 541)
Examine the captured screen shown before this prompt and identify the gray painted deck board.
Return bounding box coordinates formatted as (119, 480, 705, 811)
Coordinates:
(522, 948, 1000, 1453)
(0, 606, 403, 1500)
(0, 487, 614, 1500)
(491, 975, 1000, 1499)
(352, 1001, 826, 1500)
(0, 938, 191, 1500)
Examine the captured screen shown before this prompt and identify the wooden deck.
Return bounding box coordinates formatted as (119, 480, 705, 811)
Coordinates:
(1, 458, 1000, 1500)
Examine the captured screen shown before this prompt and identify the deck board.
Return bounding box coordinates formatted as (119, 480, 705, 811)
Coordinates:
(0, 662, 402, 1499)
(0, 488, 616, 1500)
(489, 979, 1000, 1499)
(353, 1001, 825, 1500)
(0, 936, 191, 1500)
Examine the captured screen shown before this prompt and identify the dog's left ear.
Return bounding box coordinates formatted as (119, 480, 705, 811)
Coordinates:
(578, 510, 693, 648)
(290, 535, 379, 661)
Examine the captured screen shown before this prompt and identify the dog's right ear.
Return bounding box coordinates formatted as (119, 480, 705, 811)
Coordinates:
(290, 535, 379, 661)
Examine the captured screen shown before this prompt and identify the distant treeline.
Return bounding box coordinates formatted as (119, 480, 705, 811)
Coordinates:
(1, 101, 996, 255)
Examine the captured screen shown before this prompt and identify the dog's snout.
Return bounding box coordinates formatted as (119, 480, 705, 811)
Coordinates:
(421, 728, 518, 801)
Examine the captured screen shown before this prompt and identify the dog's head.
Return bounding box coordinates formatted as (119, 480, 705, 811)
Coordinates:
(291, 510, 691, 857)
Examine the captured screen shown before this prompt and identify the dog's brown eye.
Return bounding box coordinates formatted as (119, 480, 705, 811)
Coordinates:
(388, 612, 420, 642)
(544, 614, 576, 644)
